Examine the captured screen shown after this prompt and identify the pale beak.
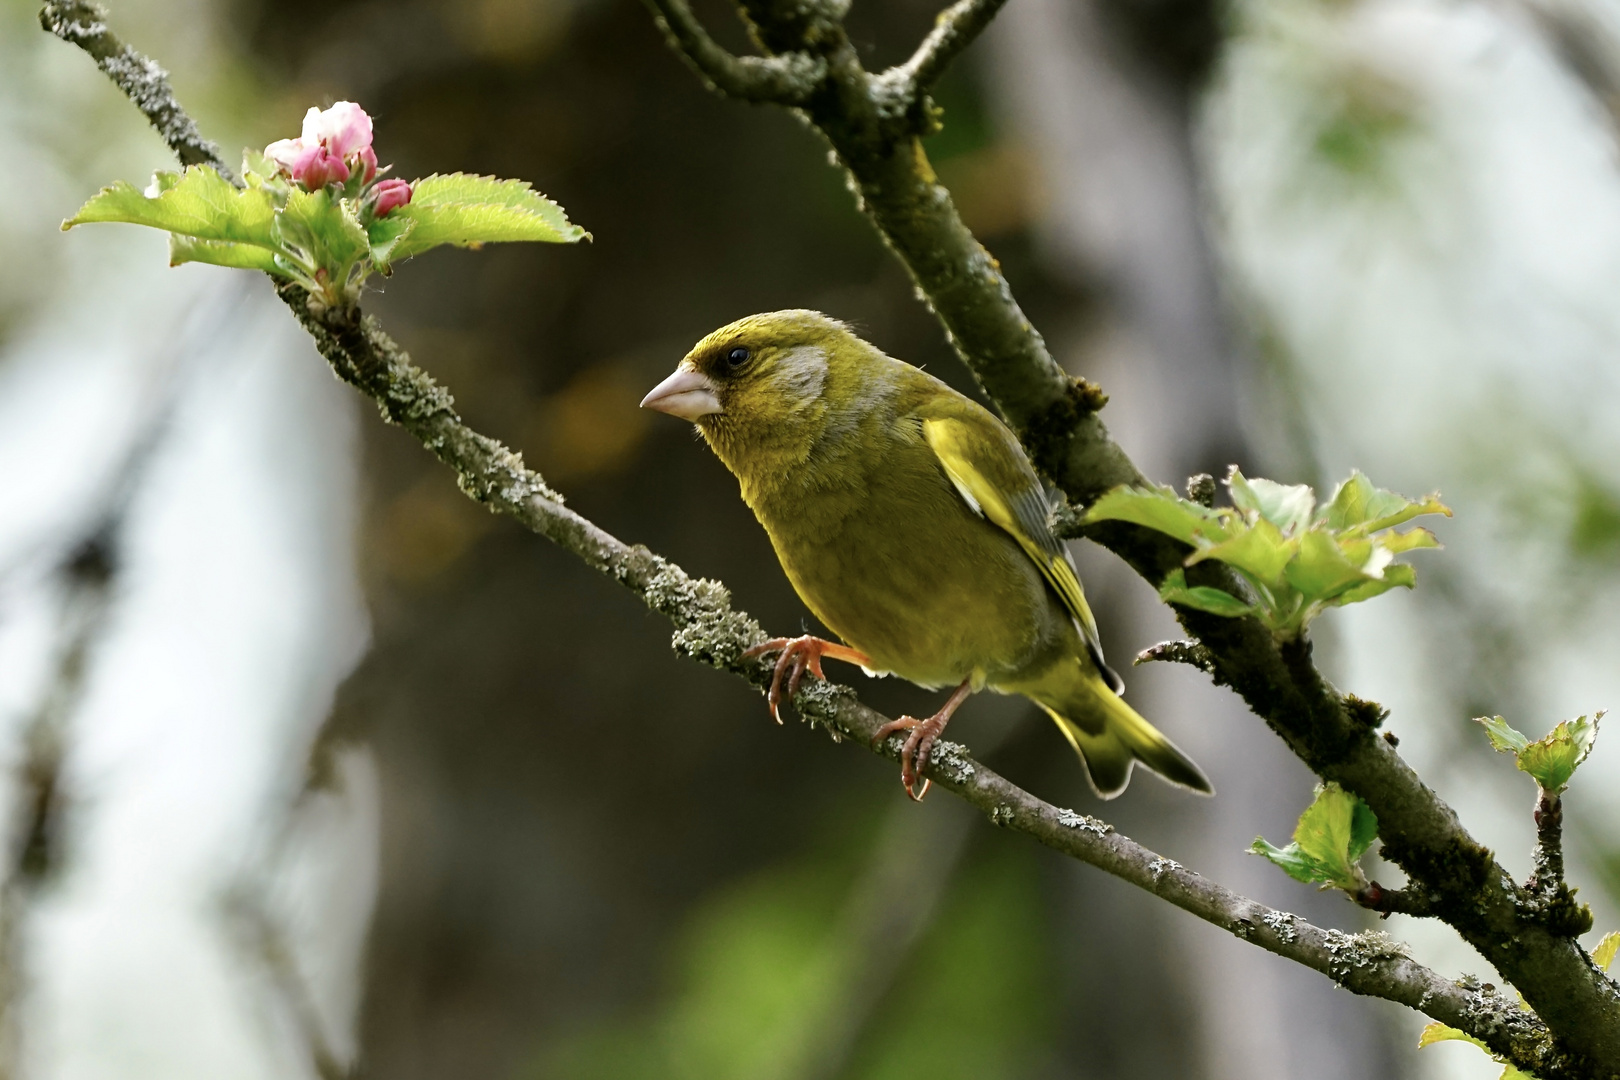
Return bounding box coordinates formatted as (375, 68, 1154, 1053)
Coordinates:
(640, 366, 723, 420)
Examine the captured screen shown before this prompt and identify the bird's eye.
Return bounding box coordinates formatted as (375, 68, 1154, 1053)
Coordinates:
(725, 347, 750, 369)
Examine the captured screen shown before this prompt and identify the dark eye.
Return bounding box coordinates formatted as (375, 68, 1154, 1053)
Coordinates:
(725, 347, 750, 369)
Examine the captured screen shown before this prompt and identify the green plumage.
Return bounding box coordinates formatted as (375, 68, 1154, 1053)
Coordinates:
(663, 310, 1210, 798)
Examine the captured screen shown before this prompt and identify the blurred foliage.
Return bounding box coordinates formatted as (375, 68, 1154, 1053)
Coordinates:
(536, 846, 1052, 1080)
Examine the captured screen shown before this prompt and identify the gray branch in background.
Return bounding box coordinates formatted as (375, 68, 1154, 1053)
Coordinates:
(33, 2, 1594, 1076)
(642, 0, 824, 103)
(892, 0, 1012, 92)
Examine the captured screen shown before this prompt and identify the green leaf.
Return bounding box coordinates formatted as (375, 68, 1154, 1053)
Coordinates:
(390, 173, 589, 259)
(168, 234, 284, 273)
(366, 214, 417, 267)
(1363, 494, 1452, 534)
(1250, 782, 1378, 891)
(1419, 1022, 1541, 1079)
(1418, 1022, 1487, 1051)
(1186, 517, 1296, 585)
(1380, 527, 1441, 554)
(1322, 470, 1411, 531)
(1228, 467, 1315, 534)
(63, 166, 276, 247)
(242, 147, 279, 186)
(1324, 564, 1415, 607)
(1478, 716, 1531, 755)
(1591, 931, 1620, 972)
(273, 186, 370, 275)
(1082, 485, 1229, 546)
(1248, 837, 1323, 885)
(1158, 568, 1255, 618)
(1518, 714, 1601, 794)
(1479, 713, 1603, 794)
(1285, 529, 1375, 601)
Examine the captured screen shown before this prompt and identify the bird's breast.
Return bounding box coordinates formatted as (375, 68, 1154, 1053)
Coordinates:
(751, 445, 1064, 689)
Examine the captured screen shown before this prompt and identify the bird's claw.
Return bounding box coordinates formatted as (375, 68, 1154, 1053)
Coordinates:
(871, 713, 947, 802)
(741, 635, 832, 724)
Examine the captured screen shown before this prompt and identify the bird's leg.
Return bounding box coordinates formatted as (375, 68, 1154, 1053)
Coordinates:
(741, 636, 872, 724)
(871, 679, 975, 802)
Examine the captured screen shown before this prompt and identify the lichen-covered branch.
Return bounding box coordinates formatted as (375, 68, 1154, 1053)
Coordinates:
(640, 0, 824, 103)
(892, 0, 1011, 92)
(645, 0, 1620, 1069)
(34, 3, 1610, 1074)
(38, 0, 229, 177)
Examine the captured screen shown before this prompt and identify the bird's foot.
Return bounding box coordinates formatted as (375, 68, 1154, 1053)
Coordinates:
(741, 635, 871, 724)
(870, 678, 975, 802)
(870, 713, 951, 801)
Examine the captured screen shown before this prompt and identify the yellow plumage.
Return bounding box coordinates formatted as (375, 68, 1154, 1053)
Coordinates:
(641, 310, 1211, 799)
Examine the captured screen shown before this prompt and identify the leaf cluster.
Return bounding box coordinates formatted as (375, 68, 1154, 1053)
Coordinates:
(1250, 782, 1379, 892)
(1477, 713, 1604, 796)
(63, 159, 587, 308)
(1083, 468, 1450, 639)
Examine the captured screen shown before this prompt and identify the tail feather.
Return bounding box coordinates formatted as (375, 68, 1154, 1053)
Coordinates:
(1023, 659, 1212, 798)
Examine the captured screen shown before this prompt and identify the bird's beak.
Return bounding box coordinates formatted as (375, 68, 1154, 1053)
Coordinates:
(640, 366, 723, 420)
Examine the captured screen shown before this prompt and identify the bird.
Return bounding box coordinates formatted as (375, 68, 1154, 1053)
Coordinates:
(640, 310, 1212, 802)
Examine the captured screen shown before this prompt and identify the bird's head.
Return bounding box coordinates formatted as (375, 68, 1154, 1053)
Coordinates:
(641, 310, 876, 473)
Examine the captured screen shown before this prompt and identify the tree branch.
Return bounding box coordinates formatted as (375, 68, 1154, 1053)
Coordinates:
(33, 4, 1605, 1075)
(37, 0, 230, 177)
(1533, 790, 1566, 895)
(648, 0, 1620, 1069)
(639, 0, 824, 104)
(892, 0, 1011, 92)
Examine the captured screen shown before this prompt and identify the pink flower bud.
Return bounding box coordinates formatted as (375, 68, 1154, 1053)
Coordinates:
(369, 178, 413, 218)
(265, 136, 319, 177)
(303, 101, 373, 160)
(301, 146, 352, 189)
(265, 101, 377, 190)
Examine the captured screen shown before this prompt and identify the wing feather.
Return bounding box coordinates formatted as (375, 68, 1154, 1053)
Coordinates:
(921, 416, 1123, 693)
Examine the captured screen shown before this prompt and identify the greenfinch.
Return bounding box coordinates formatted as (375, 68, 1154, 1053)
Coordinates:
(641, 310, 1211, 801)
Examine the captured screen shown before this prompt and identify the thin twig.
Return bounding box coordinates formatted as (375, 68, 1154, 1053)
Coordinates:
(893, 0, 1011, 91)
(639, 0, 824, 103)
(32, 5, 1594, 1076)
(1355, 882, 1440, 920)
(224, 888, 350, 1080)
(37, 0, 229, 176)
(1533, 790, 1566, 895)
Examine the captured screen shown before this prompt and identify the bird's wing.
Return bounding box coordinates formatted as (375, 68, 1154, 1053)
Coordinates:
(920, 415, 1123, 693)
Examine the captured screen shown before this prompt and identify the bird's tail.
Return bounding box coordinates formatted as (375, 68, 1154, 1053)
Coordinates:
(1016, 658, 1212, 799)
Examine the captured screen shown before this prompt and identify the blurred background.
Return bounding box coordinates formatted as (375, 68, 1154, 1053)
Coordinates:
(3, 0, 1620, 1076)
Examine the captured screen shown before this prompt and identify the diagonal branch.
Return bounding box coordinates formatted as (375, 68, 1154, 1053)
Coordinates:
(653, 0, 1620, 1068)
(38, 0, 229, 177)
(34, 7, 1571, 1072)
(892, 0, 1012, 92)
(639, 0, 825, 103)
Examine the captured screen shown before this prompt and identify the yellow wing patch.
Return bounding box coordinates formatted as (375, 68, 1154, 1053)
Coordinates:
(921, 417, 1115, 687)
